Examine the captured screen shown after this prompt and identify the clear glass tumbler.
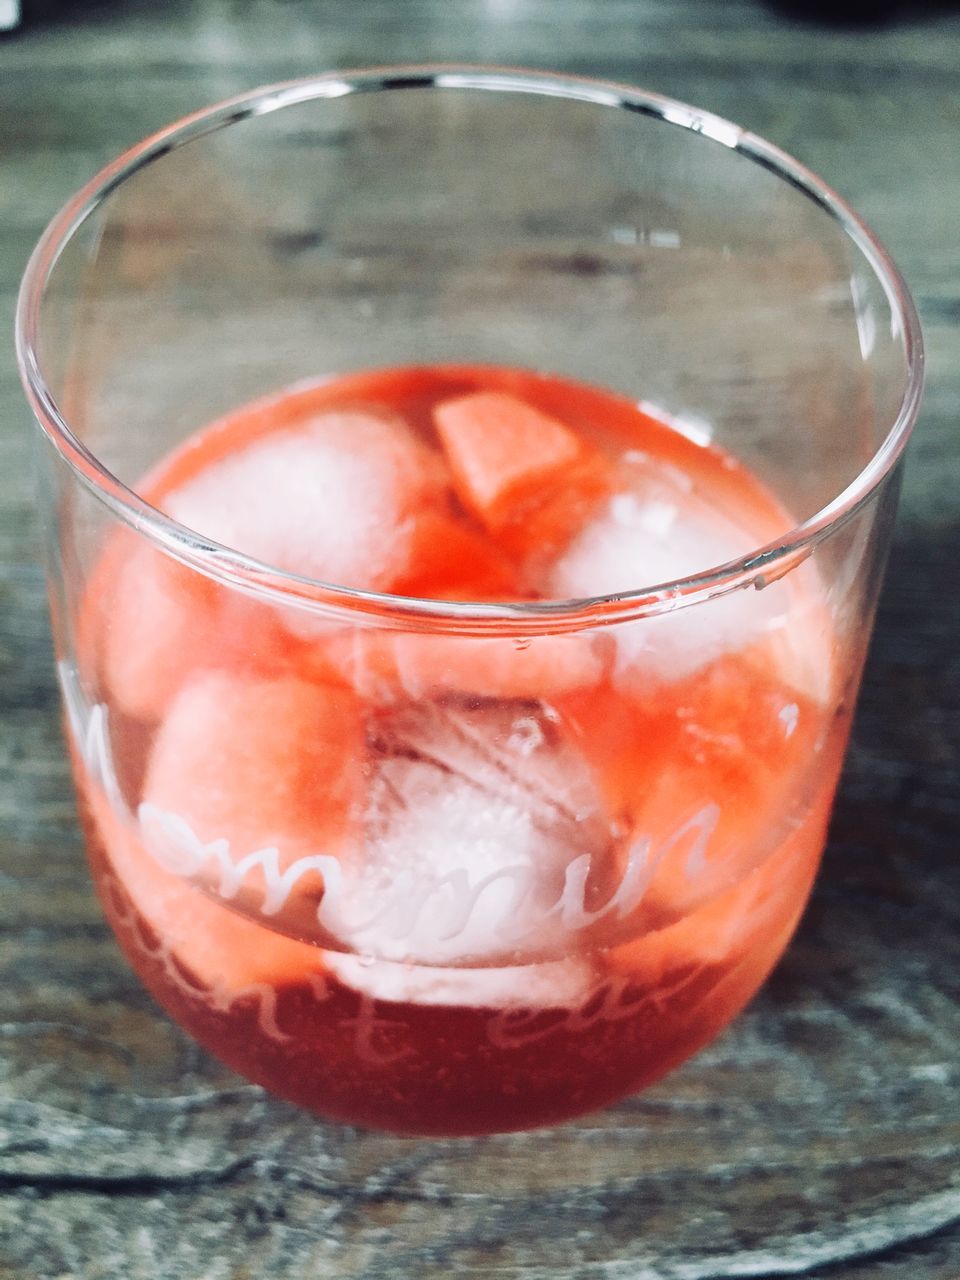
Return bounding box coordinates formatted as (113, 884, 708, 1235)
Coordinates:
(16, 67, 922, 1137)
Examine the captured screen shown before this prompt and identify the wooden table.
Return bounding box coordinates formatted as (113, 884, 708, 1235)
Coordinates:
(1, 4, 958, 1277)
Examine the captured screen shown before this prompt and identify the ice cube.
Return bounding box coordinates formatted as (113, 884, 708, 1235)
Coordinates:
(319, 699, 613, 969)
(165, 410, 441, 591)
(551, 491, 792, 686)
(325, 951, 596, 1009)
(553, 489, 753, 603)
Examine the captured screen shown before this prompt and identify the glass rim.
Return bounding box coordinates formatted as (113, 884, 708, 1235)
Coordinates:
(15, 64, 925, 636)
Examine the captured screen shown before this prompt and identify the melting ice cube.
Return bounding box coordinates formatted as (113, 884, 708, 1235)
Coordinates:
(325, 952, 596, 1010)
(551, 490, 794, 685)
(165, 410, 434, 591)
(320, 698, 613, 977)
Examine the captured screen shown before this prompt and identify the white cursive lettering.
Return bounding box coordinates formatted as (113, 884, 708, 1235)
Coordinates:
(134, 799, 723, 959)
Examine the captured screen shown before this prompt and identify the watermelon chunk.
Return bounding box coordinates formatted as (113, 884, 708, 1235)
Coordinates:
(630, 649, 823, 922)
(91, 782, 323, 994)
(434, 392, 583, 528)
(603, 786, 828, 990)
(98, 542, 298, 724)
(557, 646, 823, 933)
(140, 670, 362, 948)
(387, 510, 521, 600)
(308, 625, 609, 705)
(99, 546, 218, 723)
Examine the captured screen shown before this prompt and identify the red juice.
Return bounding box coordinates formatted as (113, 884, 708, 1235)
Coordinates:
(69, 365, 845, 1135)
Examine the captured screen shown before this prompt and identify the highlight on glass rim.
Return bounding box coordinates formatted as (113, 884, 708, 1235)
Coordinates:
(17, 67, 923, 1136)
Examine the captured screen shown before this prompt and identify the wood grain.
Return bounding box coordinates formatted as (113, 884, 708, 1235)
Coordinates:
(1, 3, 958, 1277)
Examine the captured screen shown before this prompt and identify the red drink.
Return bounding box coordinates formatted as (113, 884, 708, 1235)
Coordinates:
(71, 365, 844, 1135)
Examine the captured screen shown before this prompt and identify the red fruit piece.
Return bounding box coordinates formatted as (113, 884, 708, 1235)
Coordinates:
(99, 544, 218, 723)
(140, 670, 363, 946)
(601, 786, 827, 1008)
(433, 391, 613, 567)
(97, 541, 297, 724)
(388, 510, 521, 600)
(500, 456, 612, 570)
(90, 781, 323, 994)
(308, 625, 610, 705)
(559, 646, 821, 931)
(434, 391, 594, 526)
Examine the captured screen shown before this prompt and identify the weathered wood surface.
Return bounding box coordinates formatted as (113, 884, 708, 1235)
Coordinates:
(1, 3, 958, 1277)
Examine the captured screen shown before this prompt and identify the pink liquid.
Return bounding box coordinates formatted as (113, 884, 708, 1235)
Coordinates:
(71, 365, 846, 1135)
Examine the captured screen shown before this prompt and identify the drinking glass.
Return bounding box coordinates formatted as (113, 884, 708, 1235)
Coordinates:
(16, 67, 922, 1136)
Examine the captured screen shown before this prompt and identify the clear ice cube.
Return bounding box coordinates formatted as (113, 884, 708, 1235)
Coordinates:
(325, 951, 596, 1010)
(165, 411, 425, 590)
(552, 491, 792, 684)
(320, 698, 613, 971)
